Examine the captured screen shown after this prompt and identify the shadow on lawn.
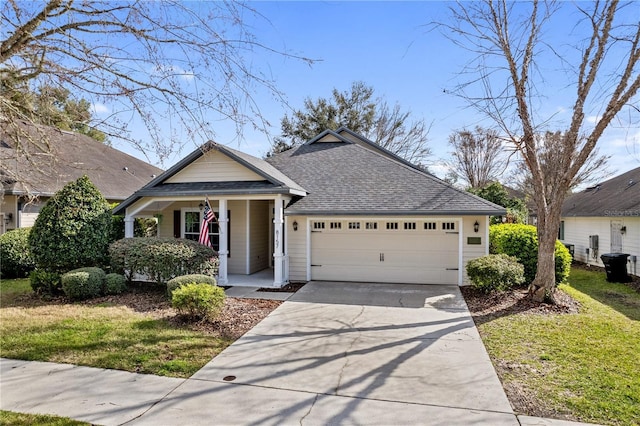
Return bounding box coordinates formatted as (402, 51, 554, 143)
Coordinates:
(568, 269, 640, 322)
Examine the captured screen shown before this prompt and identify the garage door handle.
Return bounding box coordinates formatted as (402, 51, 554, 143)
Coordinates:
(311, 264, 322, 267)
(445, 232, 459, 235)
(446, 268, 459, 271)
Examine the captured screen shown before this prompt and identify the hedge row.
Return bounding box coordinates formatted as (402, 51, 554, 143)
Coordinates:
(109, 237, 218, 285)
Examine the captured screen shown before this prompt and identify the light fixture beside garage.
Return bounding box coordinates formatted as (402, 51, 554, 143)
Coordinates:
(474, 221, 480, 233)
(292, 220, 298, 231)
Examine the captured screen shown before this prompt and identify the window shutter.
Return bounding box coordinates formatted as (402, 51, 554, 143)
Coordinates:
(173, 210, 181, 238)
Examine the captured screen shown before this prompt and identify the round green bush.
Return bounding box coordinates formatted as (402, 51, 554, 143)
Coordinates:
(104, 273, 127, 295)
(489, 224, 571, 286)
(167, 274, 217, 297)
(466, 254, 525, 293)
(0, 227, 36, 278)
(30, 270, 62, 295)
(109, 237, 218, 285)
(171, 282, 226, 320)
(29, 175, 112, 273)
(61, 267, 106, 300)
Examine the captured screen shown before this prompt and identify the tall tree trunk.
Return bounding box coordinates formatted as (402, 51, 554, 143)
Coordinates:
(529, 202, 563, 302)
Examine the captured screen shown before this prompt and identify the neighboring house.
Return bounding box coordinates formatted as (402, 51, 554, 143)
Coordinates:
(561, 167, 640, 277)
(0, 121, 163, 233)
(114, 127, 505, 287)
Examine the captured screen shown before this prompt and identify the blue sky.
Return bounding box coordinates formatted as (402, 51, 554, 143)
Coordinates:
(106, 1, 640, 183)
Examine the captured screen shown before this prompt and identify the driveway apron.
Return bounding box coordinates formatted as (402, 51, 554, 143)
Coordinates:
(132, 282, 516, 425)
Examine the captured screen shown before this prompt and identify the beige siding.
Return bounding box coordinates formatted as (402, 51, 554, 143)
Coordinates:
(461, 216, 488, 285)
(287, 215, 308, 282)
(316, 134, 342, 143)
(165, 150, 263, 183)
(562, 216, 640, 276)
(227, 200, 247, 274)
(0, 195, 18, 232)
(249, 200, 270, 273)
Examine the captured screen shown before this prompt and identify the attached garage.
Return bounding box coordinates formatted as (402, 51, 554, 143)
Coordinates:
(309, 218, 459, 285)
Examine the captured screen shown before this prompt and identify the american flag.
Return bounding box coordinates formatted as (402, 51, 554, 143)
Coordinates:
(198, 197, 216, 246)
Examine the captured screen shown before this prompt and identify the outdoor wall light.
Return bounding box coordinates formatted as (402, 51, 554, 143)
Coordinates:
(474, 221, 480, 233)
(621, 226, 627, 235)
(4, 212, 12, 226)
(198, 203, 204, 211)
(293, 220, 298, 231)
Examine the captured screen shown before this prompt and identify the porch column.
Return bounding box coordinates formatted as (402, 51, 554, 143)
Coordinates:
(217, 199, 228, 285)
(273, 196, 286, 287)
(124, 216, 135, 238)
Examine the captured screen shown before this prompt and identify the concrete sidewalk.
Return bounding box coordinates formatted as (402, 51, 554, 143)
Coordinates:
(0, 282, 600, 425)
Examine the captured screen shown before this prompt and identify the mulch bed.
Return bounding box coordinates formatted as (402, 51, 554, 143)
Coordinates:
(461, 286, 580, 325)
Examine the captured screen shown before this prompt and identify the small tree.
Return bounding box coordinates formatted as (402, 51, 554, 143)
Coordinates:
(29, 175, 112, 272)
(468, 182, 528, 224)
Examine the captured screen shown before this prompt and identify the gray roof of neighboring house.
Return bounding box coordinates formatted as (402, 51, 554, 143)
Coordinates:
(266, 130, 505, 216)
(562, 167, 640, 217)
(0, 121, 162, 200)
(113, 141, 307, 215)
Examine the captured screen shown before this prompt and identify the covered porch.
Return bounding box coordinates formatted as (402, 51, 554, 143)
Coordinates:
(120, 194, 291, 287)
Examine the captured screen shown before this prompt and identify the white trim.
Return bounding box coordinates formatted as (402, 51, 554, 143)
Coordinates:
(458, 217, 463, 286)
(245, 200, 251, 275)
(217, 199, 228, 285)
(485, 216, 490, 256)
(306, 217, 312, 282)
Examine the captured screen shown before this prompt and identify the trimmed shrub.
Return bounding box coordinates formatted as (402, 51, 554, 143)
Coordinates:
(30, 270, 62, 295)
(109, 237, 218, 285)
(167, 274, 217, 297)
(171, 282, 226, 320)
(29, 176, 112, 272)
(0, 227, 36, 278)
(61, 267, 106, 300)
(104, 273, 127, 295)
(490, 224, 571, 286)
(466, 254, 525, 293)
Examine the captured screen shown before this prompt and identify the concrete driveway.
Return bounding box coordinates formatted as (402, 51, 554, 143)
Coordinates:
(132, 282, 516, 425)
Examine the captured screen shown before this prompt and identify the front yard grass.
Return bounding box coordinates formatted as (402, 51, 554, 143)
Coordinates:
(0, 410, 89, 426)
(0, 279, 234, 378)
(475, 268, 640, 426)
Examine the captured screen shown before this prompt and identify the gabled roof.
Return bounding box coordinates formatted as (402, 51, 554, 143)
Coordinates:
(562, 167, 640, 217)
(267, 129, 505, 216)
(113, 141, 307, 215)
(1, 121, 162, 200)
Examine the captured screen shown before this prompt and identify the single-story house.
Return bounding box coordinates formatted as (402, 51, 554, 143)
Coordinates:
(561, 167, 639, 277)
(0, 121, 163, 233)
(114, 127, 505, 287)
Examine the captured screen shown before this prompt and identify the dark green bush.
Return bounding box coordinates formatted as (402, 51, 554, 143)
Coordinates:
(29, 176, 112, 272)
(171, 282, 225, 319)
(61, 267, 106, 300)
(466, 254, 525, 293)
(109, 237, 218, 285)
(30, 270, 62, 295)
(167, 274, 217, 297)
(104, 273, 127, 295)
(0, 227, 36, 278)
(490, 224, 571, 286)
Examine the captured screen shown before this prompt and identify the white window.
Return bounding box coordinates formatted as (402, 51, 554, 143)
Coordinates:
(330, 221, 342, 229)
(404, 222, 416, 230)
(424, 222, 437, 230)
(365, 222, 378, 230)
(348, 222, 361, 229)
(182, 208, 224, 252)
(313, 221, 325, 230)
(386, 222, 398, 230)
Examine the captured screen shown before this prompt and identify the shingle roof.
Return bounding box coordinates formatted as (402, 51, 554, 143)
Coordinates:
(0, 121, 162, 200)
(266, 132, 505, 216)
(562, 167, 640, 217)
(113, 141, 307, 215)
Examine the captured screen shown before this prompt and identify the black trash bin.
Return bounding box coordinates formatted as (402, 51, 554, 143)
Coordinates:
(563, 243, 575, 260)
(600, 253, 631, 283)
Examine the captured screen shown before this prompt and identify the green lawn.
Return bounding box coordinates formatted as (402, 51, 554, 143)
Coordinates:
(0, 279, 233, 378)
(477, 268, 640, 426)
(0, 410, 89, 426)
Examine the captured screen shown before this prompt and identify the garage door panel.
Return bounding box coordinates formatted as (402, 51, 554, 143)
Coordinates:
(310, 227, 459, 285)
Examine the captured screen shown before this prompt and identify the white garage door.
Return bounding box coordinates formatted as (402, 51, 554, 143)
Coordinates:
(310, 219, 459, 285)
